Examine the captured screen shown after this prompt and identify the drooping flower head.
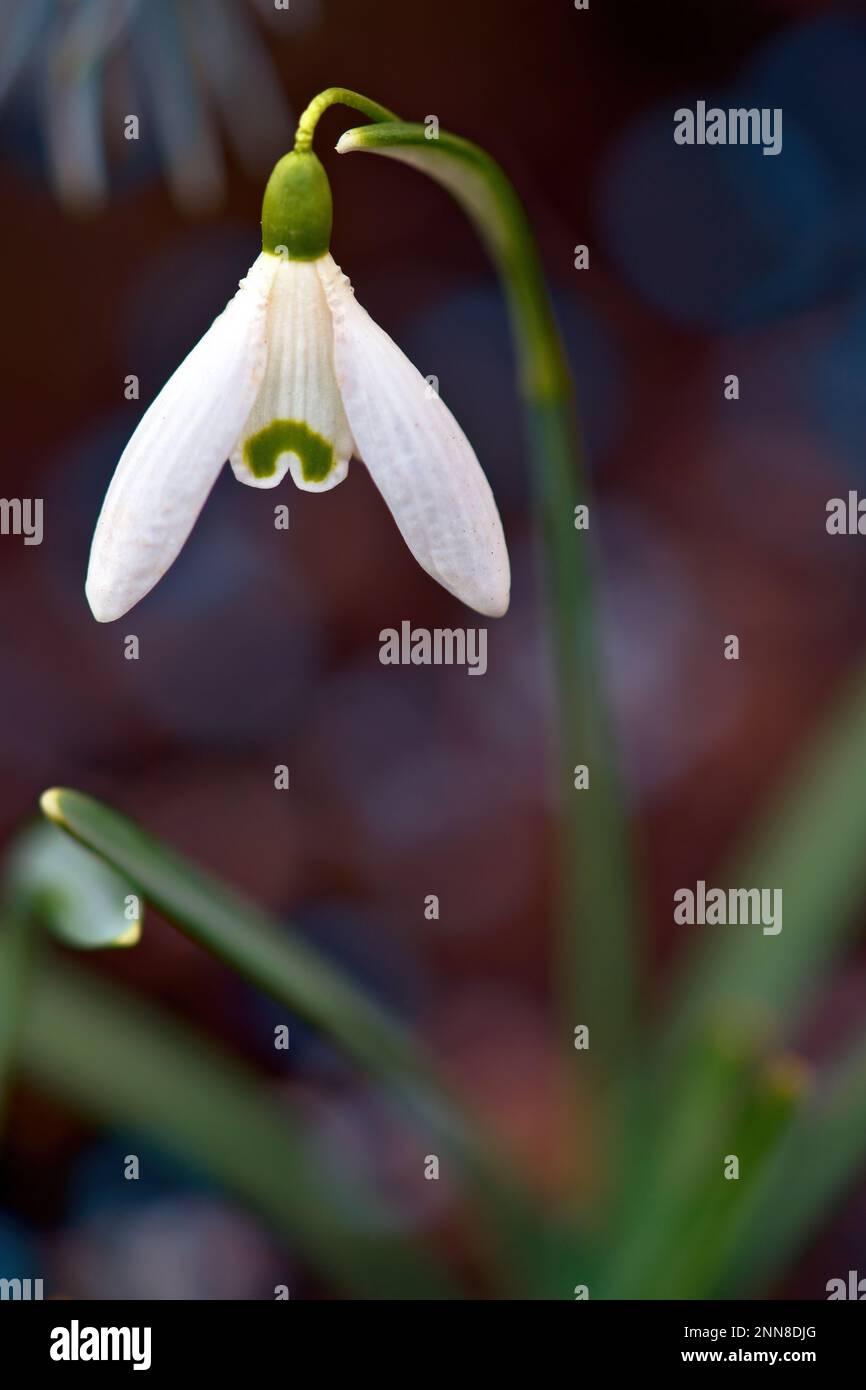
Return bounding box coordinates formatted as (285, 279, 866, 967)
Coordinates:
(86, 138, 510, 622)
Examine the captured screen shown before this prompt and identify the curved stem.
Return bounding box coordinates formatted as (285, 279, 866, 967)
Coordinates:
(335, 118, 640, 1098)
(294, 87, 398, 153)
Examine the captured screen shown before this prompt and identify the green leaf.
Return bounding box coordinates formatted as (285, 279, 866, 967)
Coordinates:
(603, 661, 866, 1289)
(7, 820, 142, 949)
(714, 1037, 866, 1297)
(599, 1037, 806, 1299)
(608, 663, 866, 1286)
(14, 951, 459, 1299)
(650, 1055, 806, 1299)
(39, 788, 427, 1077)
(39, 787, 541, 1284)
(0, 912, 38, 1135)
(664, 662, 866, 1054)
(599, 1027, 758, 1296)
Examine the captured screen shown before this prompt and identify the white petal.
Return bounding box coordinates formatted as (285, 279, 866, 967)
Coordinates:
(317, 255, 510, 618)
(230, 257, 353, 493)
(86, 254, 276, 622)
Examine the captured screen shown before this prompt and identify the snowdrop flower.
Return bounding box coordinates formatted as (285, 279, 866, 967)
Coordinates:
(86, 150, 510, 622)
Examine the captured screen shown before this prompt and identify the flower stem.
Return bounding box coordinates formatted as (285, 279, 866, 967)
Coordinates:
(333, 115, 640, 1094)
(294, 88, 398, 154)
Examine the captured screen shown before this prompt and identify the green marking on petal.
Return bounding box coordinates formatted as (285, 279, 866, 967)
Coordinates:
(243, 419, 335, 483)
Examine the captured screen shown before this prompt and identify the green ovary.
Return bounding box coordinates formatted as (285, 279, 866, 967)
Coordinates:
(243, 419, 335, 483)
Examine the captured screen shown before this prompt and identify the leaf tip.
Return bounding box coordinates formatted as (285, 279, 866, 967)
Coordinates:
(39, 788, 66, 827)
(335, 129, 362, 155)
(113, 920, 142, 949)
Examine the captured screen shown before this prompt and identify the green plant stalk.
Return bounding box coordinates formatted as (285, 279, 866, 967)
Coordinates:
(597, 1028, 757, 1297)
(326, 99, 638, 1085)
(40, 789, 427, 1089)
(294, 88, 398, 152)
(616, 654, 866, 1266)
(15, 950, 458, 1299)
(40, 788, 541, 1287)
(0, 911, 39, 1134)
(714, 1035, 866, 1297)
(664, 658, 866, 1060)
(647, 1056, 806, 1299)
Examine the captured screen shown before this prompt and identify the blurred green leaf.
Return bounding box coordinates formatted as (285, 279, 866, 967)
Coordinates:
(39, 788, 427, 1078)
(13, 950, 458, 1299)
(651, 1054, 806, 1299)
(665, 664, 866, 1054)
(0, 911, 37, 1134)
(606, 664, 866, 1294)
(600, 1040, 806, 1299)
(39, 788, 542, 1285)
(599, 1027, 760, 1296)
(7, 820, 142, 949)
(714, 1036, 866, 1297)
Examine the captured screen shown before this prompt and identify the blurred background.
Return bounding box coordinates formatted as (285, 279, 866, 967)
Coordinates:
(2, 0, 866, 1299)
